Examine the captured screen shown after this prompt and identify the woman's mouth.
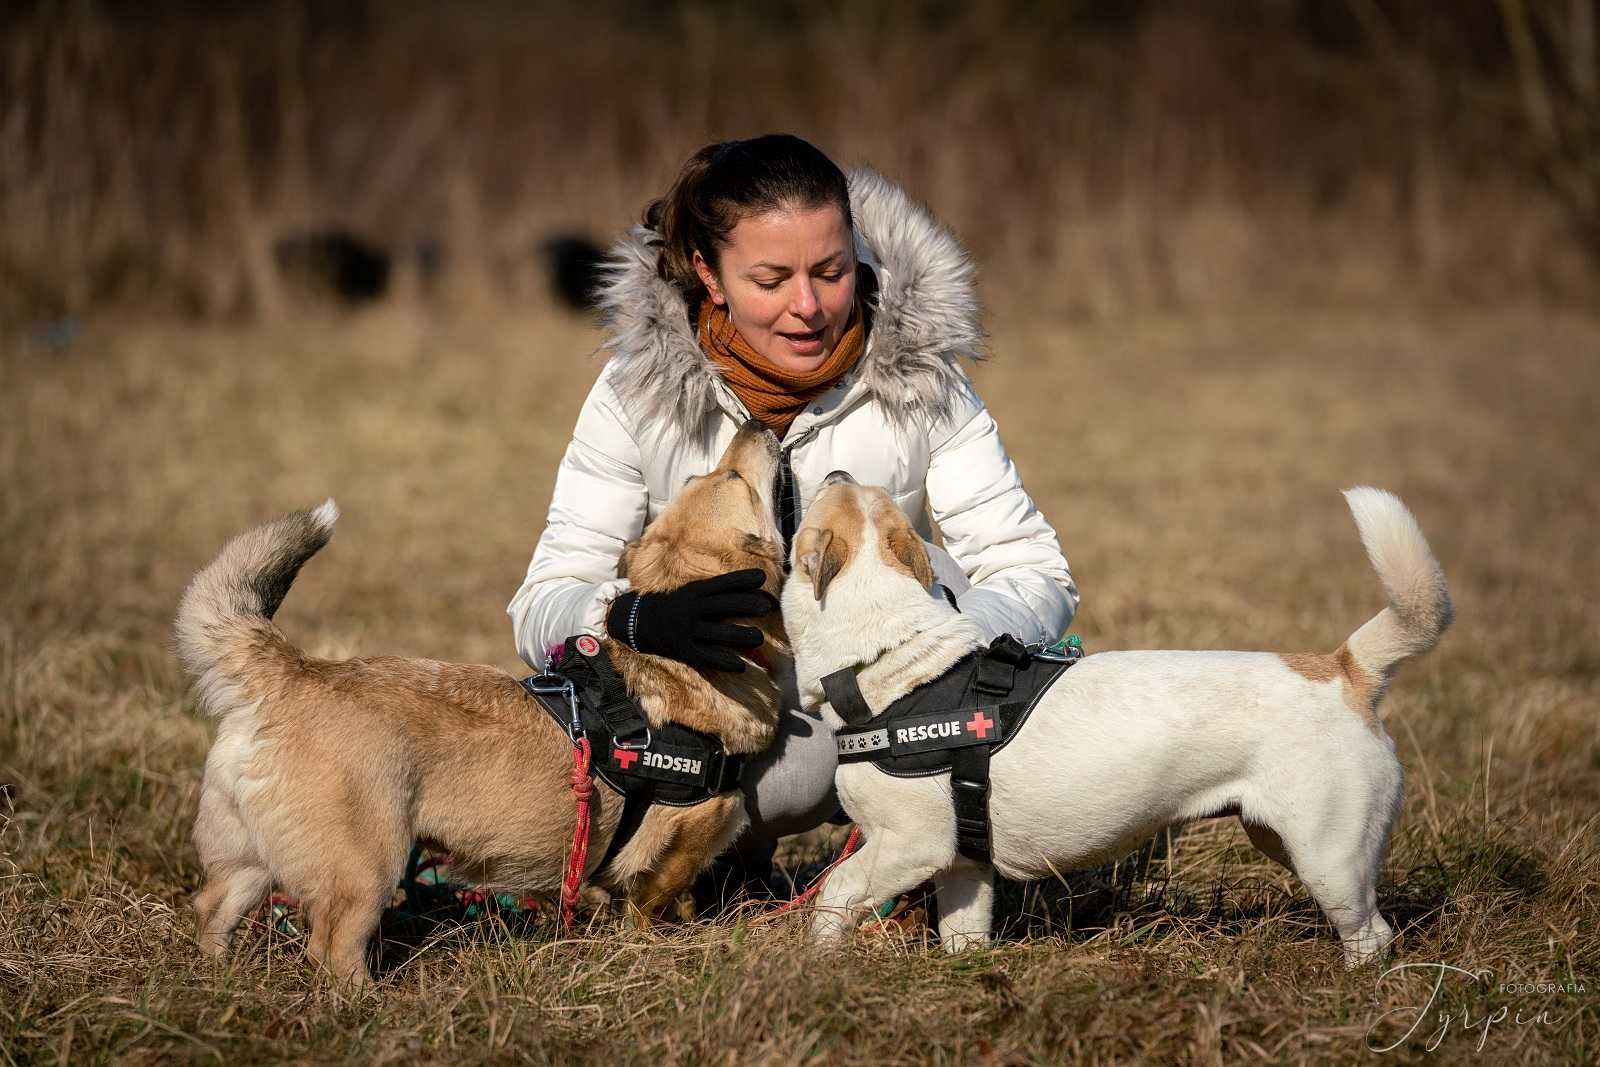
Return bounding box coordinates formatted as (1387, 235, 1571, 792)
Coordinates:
(779, 328, 825, 355)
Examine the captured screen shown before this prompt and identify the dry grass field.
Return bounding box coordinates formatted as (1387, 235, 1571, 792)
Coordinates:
(2, 295, 1597, 1064)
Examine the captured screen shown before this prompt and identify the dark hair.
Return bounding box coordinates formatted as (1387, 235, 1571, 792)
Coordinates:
(644, 134, 852, 299)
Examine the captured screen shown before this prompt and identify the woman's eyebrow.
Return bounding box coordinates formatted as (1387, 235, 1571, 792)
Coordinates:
(747, 251, 847, 273)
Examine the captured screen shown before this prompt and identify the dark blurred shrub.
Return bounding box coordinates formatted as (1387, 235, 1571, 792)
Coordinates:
(0, 0, 1591, 323)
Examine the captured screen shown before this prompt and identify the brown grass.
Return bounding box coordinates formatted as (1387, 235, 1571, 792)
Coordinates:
(2, 296, 1597, 1063)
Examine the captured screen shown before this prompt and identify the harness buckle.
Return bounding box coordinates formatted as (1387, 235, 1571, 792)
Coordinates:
(524, 674, 584, 742)
(950, 775, 990, 802)
(1027, 634, 1085, 663)
(612, 727, 654, 752)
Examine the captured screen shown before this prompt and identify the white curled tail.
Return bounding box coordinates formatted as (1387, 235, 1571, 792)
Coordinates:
(1342, 488, 1453, 681)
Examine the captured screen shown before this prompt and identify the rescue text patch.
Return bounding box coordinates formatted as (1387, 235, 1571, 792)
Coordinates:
(886, 708, 1001, 756)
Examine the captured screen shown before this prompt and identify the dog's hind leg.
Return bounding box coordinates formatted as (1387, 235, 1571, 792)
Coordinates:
(1270, 752, 1402, 967)
(1270, 804, 1397, 968)
(195, 864, 272, 959)
(193, 786, 271, 959)
(1293, 855, 1394, 969)
(810, 835, 945, 944)
(303, 828, 408, 986)
(305, 879, 388, 987)
(932, 861, 994, 952)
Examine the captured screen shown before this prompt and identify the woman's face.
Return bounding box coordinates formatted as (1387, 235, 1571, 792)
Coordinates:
(694, 203, 857, 374)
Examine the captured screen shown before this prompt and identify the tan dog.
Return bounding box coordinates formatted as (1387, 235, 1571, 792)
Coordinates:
(178, 423, 787, 984)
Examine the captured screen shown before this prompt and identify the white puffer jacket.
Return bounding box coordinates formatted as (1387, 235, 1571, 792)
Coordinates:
(508, 170, 1077, 671)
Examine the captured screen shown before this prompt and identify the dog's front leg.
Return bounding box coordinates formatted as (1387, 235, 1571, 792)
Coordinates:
(933, 862, 994, 952)
(809, 835, 942, 944)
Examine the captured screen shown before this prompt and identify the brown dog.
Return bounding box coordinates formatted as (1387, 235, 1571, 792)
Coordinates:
(178, 423, 787, 984)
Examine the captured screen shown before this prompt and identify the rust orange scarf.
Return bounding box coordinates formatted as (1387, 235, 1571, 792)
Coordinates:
(698, 298, 865, 438)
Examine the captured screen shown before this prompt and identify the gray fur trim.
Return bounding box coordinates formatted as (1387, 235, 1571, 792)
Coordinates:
(593, 168, 984, 433)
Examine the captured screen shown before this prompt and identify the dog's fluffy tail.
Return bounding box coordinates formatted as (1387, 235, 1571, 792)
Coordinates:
(1342, 488, 1453, 681)
(174, 500, 337, 716)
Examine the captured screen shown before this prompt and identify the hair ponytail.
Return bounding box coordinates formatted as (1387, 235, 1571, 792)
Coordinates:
(643, 142, 724, 296)
(643, 135, 852, 301)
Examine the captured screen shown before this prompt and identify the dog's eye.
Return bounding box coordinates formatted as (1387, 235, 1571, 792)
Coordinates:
(725, 471, 741, 482)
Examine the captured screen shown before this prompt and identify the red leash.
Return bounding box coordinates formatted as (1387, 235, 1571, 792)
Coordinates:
(771, 825, 862, 915)
(562, 735, 595, 930)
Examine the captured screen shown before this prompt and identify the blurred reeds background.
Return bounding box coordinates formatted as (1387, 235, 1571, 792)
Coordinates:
(3, 0, 1598, 325)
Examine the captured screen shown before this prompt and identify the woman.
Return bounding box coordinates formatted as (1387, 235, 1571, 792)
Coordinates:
(508, 134, 1077, 845)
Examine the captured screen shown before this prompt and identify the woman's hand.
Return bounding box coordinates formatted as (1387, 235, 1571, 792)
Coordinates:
(606, 569, 777, 672)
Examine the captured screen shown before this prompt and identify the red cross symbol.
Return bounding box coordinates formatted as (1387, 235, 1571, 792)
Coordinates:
(613, 748, 639, 770)
(965, 710, 995, 739)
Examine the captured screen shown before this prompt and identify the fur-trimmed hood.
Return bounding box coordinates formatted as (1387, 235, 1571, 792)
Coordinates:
(595, 169, 985, 433)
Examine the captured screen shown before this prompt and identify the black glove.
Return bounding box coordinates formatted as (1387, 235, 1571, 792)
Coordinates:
(606, 568, 778, 672)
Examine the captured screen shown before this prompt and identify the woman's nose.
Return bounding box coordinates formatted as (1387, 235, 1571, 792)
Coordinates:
(790, 278, 819, 320)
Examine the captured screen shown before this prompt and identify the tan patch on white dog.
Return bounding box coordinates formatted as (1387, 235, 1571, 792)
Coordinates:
(1280, 643, 1379, 731)
(794, 485, 863, 603)
(870, 494, 935, 590)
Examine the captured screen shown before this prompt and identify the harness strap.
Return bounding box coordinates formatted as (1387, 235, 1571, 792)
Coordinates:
(591, 785, 653, 880)
(821, 667, 875, 726)
(974, 656, 1014, 698)
(949, 744, 992, 863)
(589, 740, 745, 878)
(975, 633, 1029, 697)
(559, 636, 651, 743)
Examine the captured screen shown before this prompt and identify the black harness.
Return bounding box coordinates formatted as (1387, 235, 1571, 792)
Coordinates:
(520, 635, 747, 877)
(828, 634, 1081, 865)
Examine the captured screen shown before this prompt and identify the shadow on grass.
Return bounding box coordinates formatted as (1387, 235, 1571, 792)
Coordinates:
(988, 833, 1548, 949)
(771, 829, 1545, 951)
(278, 829, 1549, 975)
(365, 882, 559, 977)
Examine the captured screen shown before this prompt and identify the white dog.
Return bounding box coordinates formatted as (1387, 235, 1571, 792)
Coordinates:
(783, 474, 1451, 966)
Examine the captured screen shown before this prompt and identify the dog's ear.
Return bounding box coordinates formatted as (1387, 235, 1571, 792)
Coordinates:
(884, 524, 935, 591)
(617, 540, 640, 580)
(740, 533, 782, 563)
(795, 526, 844, 604)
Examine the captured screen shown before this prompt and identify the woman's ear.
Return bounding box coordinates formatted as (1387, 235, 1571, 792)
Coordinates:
(692, 250, 725, 305)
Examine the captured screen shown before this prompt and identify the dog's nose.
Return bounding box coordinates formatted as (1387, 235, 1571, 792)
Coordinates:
(736, 419, 780, 456)
(823, 470, 856, 486)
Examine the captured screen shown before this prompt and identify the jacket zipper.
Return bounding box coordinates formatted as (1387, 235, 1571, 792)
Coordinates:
(776, 423, 824, 568)
(777, 446, 800, 569)
(720, 383, 859, 568)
